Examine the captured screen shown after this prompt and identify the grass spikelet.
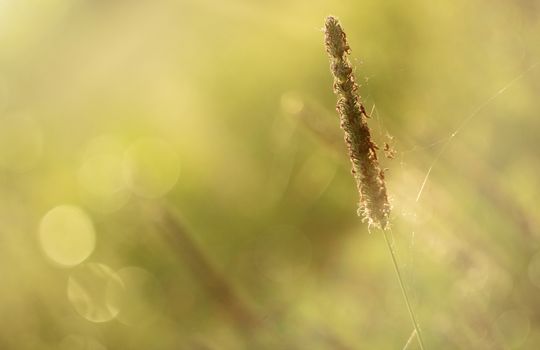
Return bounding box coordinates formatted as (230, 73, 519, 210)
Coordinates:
(324, 16, 391, 230)
(323, 16, 427, 350)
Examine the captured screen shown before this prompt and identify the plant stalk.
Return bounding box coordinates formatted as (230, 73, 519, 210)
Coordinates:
(383, 228, 426, 350)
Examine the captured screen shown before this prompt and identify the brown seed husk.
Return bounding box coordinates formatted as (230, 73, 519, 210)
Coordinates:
(324, 16, 391, 229)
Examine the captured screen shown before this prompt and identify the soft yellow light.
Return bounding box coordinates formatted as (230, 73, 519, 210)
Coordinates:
(123, 138, 180, 198)
(107, 266, 162, 327)
(78, 153, 129, 212)
(38, 205, 95, 267)
(280, 91, 304, 115)
(67, 263, 123, 323)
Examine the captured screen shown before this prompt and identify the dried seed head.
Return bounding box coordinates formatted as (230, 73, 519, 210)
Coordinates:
(324, 16, 391, 230)
(324, 16, 350, 58)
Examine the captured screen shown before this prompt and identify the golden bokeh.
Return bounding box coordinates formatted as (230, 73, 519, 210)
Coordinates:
(67, 263, 123, 323)
(38, 205, 95, 267)
(1, 0, 539, 348)
(123, 138, 180, 198)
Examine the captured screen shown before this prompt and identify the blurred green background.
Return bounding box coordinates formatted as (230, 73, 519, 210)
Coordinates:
(1, 0, 540, 349)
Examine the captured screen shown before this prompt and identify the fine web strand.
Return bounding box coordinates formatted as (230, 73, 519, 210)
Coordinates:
(361, 56, 538, 350)
(415, 62, 540, 203)
(402, 329, 418, 350)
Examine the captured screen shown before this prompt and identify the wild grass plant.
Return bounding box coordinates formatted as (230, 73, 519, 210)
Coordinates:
(1, 2, 539, 349)
(324, 16, 425, 349)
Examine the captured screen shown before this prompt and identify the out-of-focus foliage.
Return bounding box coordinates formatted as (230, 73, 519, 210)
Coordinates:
(1, 0, 539, 349)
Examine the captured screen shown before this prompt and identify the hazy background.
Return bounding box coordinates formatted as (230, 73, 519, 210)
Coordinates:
(1, 0, 539, 349)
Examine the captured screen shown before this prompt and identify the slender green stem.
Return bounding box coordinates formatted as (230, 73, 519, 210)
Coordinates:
(383, 228, 426, 350)
(402, 329, 417, 350)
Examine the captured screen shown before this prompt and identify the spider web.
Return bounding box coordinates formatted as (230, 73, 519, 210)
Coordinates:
(366, 61, 539, 348)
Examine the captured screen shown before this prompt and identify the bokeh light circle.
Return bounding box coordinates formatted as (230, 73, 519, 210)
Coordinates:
(67, 263, 123, 323)
(280, 92, 304, 115)
(38, 205, 96, 267)
(78, 153, 129, 212)
(107, 266, 162, 327)
(123, 138, 180, 198)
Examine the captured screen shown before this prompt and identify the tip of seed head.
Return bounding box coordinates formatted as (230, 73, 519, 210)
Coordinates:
(324, 16, 350, 58)
(325, 15, 339, 27)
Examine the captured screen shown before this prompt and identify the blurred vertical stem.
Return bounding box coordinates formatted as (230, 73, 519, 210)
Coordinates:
(384, 228, 425, 350)
(144, 203, 353, 349)
(145, 203, 260, 328)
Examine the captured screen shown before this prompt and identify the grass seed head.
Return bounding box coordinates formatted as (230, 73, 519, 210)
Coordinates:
(324, 16, 391, 230)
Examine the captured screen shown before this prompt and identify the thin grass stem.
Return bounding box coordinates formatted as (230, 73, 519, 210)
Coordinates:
(383, 228, 426, 350)
(402, 329, 417, 350)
